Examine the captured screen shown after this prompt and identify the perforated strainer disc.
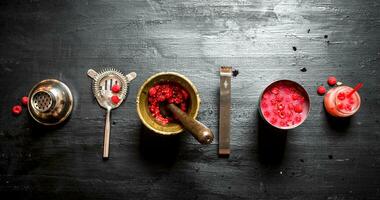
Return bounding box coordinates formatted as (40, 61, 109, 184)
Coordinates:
(32, 91, 53, 112)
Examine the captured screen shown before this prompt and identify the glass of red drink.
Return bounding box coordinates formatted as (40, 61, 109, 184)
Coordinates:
(324, 86, 361, 117)
(259, 80, 311, 130)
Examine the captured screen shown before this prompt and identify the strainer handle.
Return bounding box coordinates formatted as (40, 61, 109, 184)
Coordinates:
(103, 107, 111, 159)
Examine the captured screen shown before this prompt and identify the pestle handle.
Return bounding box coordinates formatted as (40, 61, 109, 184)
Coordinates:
(167, 104, 214, 144)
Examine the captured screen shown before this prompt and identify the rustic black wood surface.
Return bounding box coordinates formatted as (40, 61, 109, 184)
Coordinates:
(1, 0, 379, 199)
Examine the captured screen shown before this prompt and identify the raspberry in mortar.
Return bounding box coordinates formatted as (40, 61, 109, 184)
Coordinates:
(148, 82, 190, 125)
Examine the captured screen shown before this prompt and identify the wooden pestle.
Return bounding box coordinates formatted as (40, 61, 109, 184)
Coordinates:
(167, 104, 214, 144)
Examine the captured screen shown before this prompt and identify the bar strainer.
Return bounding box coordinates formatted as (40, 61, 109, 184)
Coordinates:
(28, 79, 73, 126)
(87, 68, 137, 159)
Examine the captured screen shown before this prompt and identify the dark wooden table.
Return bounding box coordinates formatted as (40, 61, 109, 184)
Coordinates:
(1, 0, 379, 199)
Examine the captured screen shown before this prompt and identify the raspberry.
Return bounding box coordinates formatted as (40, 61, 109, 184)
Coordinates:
(345, 104, 352, 111)
(337, 103, 345, 110)
(288, 103, 294, 110)
(270, 117, 278, 124)
(277, 103, 285, 110)
(111, 95, 120, 104)
(112, 84, 121, 93)
(294, 104, 303, 113)
(292, 94, 299, 100)
(148, 87, 157, 96)
(337, 92, 345, 100)
(21, 96, 29, 106)
(348, 97, 355, 104)
(261, 101, 268, 109)
(327, 76, 337, 86)
(279, 111, 286, 119)
(264, 111, 271, 118)
(271, 87, 279, 95)
(12, 105, 22, 115)
(317, 85, 326, 95)
(294, 115, 302, 123)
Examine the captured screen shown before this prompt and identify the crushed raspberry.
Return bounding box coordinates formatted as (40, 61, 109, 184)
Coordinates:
(270, 117, 277, 124)
(111, 95, 120, 104)
(261, 101, 268, 109)
(337, 103, 345, 110)
(348, 97, 355, 104)
(327, 76, 337, 86)
(148, 82, 189, 125)
(278, 111, 286, 119)
(292, 94, 299, 100)
(345, 104, 352, 111)
(271, 87, 279, 95)
(317, 85, 326, 95)
(12, 105, 22, 115)
(294, 104, 303, 113)
(294, 115, 302, 123)
(21, 96, 29, 106)
(264, 111, 271, 118)
(337, 92, 345, 100)
(112, 84, 121, 93)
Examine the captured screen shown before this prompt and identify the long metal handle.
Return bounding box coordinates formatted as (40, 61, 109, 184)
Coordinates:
(219, 66, 232, 156)
(103, 107, 111, 159)
(167, 104, 214, 144)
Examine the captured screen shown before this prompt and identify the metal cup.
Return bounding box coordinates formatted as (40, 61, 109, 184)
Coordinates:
(28, 79, 73, 126)
(258, 79, 311, 130)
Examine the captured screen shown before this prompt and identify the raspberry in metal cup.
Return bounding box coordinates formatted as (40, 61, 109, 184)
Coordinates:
(324, 84, 362, 117)
(259, 80, 310, 130)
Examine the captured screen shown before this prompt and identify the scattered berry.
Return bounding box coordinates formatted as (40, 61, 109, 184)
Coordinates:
(21, 96, 29, 106)
(327, 76, 337, 86)
(111, 84, 121, 93)
(12, 105, 22, 116)
(317, 85, 326, 95)
(111, 95, 120, 104)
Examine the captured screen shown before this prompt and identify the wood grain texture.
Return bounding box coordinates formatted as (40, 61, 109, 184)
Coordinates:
(0, 0, 379, 199)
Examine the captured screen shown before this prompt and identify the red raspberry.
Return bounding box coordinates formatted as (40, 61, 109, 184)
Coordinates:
(292, 94, 299, 100)
(294, 104, 303, 113)
(337, 92, 345, 100)
(21, 96, 29, 106)
(148, 87, 157, 96)
(264, 111, 271, 118)
(112, 84, 121, 93)
(111, 95, 120, 104)
(261, 101, 268, 109)
(271, 87, 279, 95)
(277, 103, 285, 110)
(270, 117, 278, 124)
(345, 104, 352, 111)
(12, 105, 22, 115)
(288, 103, 294, 110)
(317, 85, 326, 95)
(327, 76, 337, 86)
(278, 111, 286, 119)
(294, 115, 302, 123)
(348, 97, 355, 104)
(337, 103, 345, 110)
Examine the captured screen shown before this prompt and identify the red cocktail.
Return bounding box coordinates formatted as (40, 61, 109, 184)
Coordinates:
(259, 80, 310, 129)
(324, 86, 361, 117)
